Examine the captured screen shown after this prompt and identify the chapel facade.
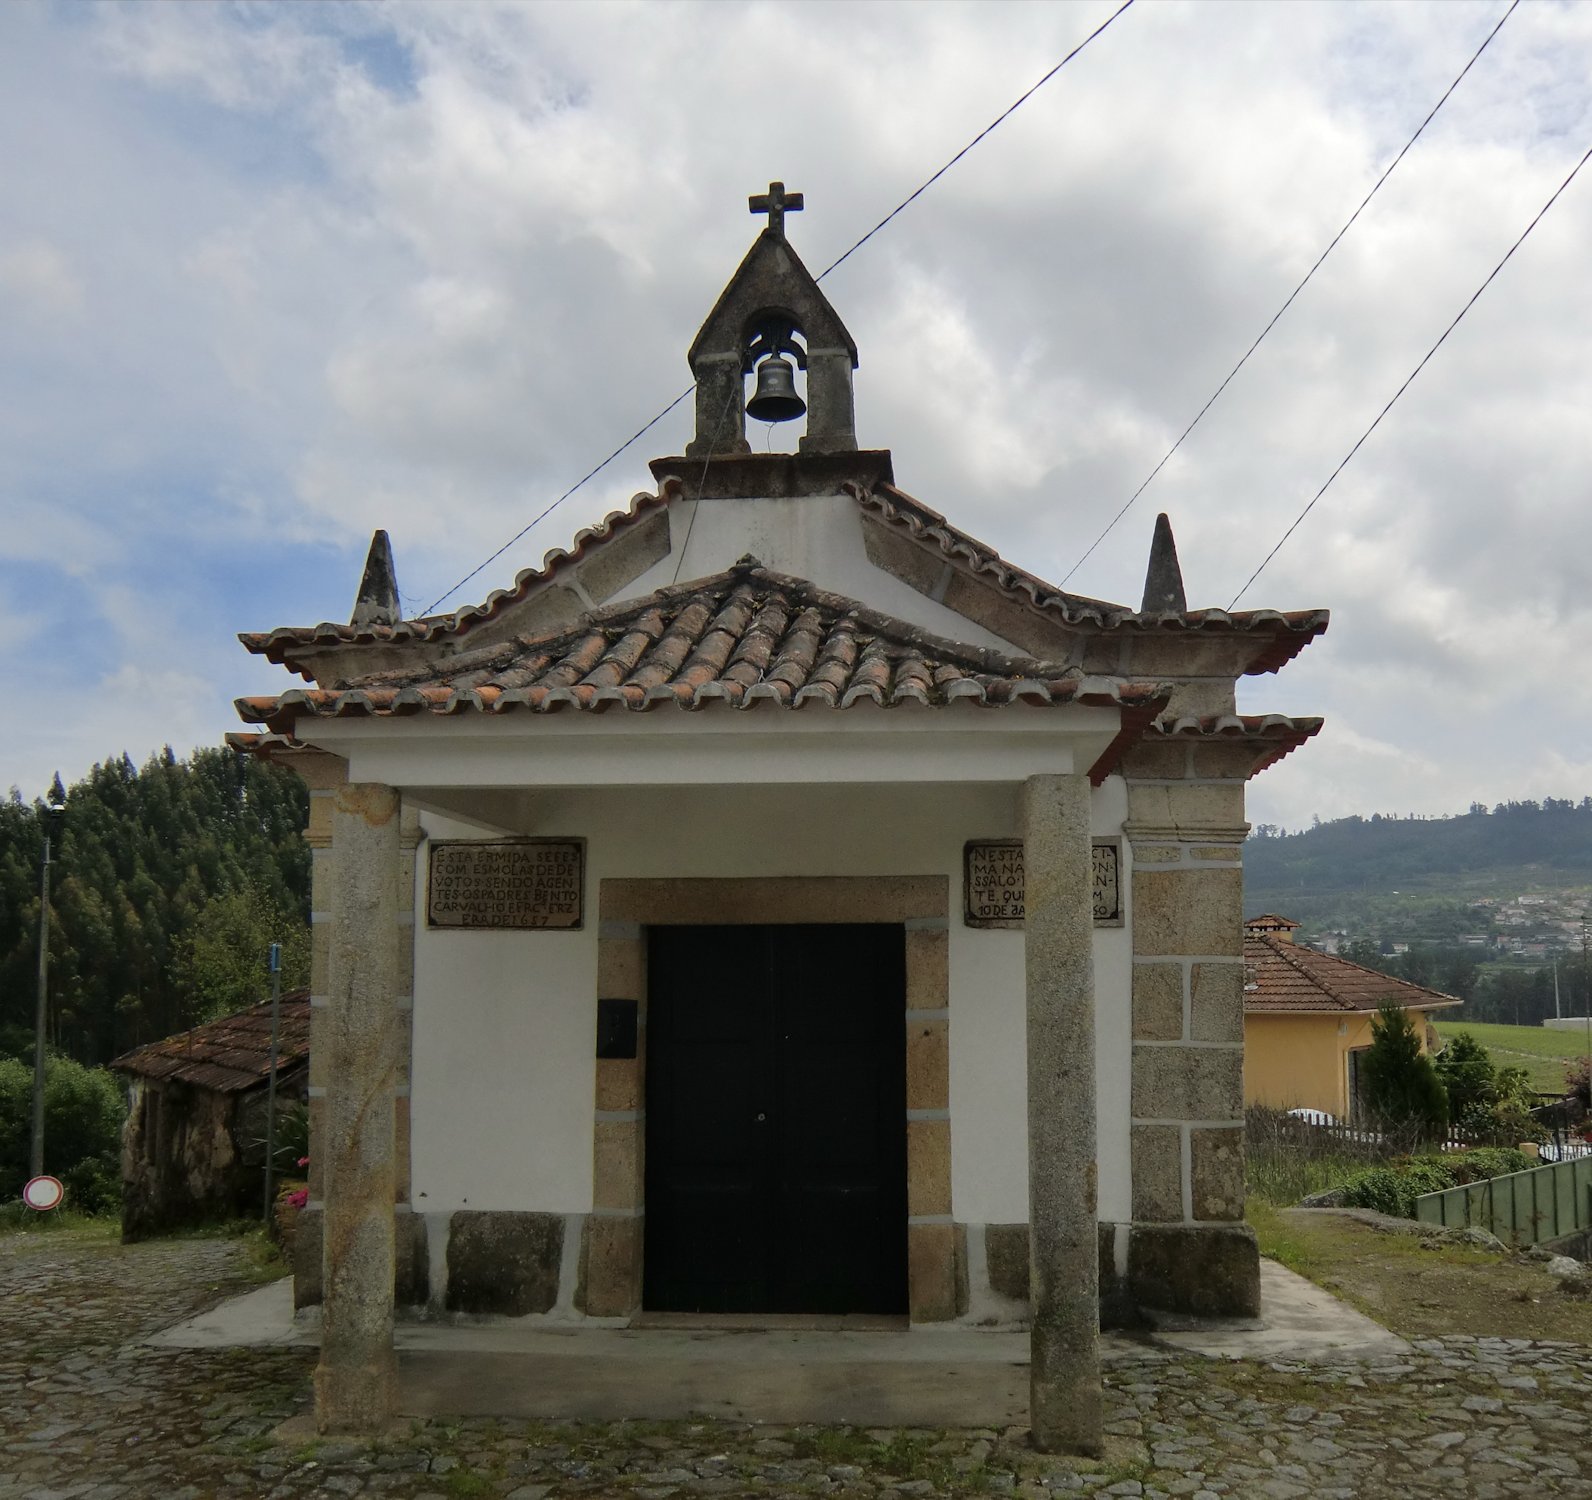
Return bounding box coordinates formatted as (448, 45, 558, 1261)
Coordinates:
(234, 185, 1327, 1442)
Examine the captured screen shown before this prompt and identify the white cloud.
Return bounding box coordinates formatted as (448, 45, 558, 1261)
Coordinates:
(3, 0, 1592, 825)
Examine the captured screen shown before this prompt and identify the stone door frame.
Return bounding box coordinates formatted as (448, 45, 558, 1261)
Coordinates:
(586, 875, 954, 1323)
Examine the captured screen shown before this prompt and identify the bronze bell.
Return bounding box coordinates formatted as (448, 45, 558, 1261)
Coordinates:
(746, 354, 806, 423)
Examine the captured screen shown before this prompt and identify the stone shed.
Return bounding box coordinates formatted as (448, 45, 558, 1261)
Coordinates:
(112, 990, 310, 1240)
(231, 184, 1329, 1443)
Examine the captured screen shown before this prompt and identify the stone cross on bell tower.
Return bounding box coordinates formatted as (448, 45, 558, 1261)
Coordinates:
(685, 185, 859, 458)
(749, 181, 804, 238)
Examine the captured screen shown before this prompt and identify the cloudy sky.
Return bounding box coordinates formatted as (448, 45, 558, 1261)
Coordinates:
(3, 0, 1589, 829)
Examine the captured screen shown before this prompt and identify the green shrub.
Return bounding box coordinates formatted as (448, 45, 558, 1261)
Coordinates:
(1339, 1167, 1413, 1217)
(1443, 1146, 1531, 1184)
(1436, 1031, 1496, 1120)
(0, 1055, 125, 1213)
(1363, 1002, 1448, 1132)
(1340, 1147, 1532, 1218)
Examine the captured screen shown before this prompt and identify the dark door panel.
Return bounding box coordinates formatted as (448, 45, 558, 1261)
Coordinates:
(644, 923, 907, 1314)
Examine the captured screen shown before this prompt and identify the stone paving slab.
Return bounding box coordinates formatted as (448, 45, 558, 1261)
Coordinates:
(3, 1230, 1590, 1499)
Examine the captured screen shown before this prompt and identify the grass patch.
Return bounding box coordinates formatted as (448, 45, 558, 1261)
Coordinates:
(443, 1471, 492, 1498)
(0, 1204, 118, 1237)
(1249, 1199, 1592, 1341)
(1434, 1020, 1591, 1092)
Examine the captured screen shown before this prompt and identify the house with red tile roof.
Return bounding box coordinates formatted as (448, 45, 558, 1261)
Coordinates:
(231, 186, 1327, 1440)
(1243, 916, 1460, 1118)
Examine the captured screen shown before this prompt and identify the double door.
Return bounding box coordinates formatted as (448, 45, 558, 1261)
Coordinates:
(643, 923, 908, 1314)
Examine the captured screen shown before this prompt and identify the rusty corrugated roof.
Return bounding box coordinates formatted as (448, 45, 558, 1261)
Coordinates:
(1244, 933, 1460, 1015)
(110, 991, 311, 1093)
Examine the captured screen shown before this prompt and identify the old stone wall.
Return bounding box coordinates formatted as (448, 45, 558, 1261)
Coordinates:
(121, 1080, 249, 1241)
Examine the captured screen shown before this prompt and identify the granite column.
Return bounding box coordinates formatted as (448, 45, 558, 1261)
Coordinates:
(1021, 772, 1102, 1455)
(314, 781, 402, 1433)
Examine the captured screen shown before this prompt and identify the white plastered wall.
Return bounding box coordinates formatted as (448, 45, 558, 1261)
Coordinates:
(406, 775, 1134, 1227)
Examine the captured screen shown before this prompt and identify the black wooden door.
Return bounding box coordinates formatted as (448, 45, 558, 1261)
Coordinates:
(643, 923, 908, 1314)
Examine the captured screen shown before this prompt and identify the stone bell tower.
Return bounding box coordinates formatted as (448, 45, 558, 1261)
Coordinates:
(685, 182, 860, 458)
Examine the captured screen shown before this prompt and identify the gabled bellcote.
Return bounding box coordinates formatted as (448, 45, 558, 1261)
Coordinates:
(685, 182, 860, 459)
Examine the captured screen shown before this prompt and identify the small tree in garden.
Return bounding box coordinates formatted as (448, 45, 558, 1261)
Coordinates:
(1363, 1001, 1448, 1133)
(1436, 1030, 1496, 1125)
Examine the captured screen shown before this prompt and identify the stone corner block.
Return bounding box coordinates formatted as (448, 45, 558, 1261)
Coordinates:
(1127, 1222, 1260, 1318)
(581, 1213, 643, 1318)
(1130, 1123, 1183, 1222)
(445, 1210, 562, 1316)
(1131, 867, 1244, 957)
(1190, 963, 1244, 1043)
(1190, 1126, 1246, 1222)
(907, 1221, 964, 1323)
(1132, 964, 1183, 1041)
(1132, 1044, 1242, 1124)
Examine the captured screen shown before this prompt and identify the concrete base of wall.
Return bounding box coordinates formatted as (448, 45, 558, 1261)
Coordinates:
(291, 1211, 1256, 1324)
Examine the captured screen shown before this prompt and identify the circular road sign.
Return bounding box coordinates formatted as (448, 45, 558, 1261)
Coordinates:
(23, 1175, 64, 1212)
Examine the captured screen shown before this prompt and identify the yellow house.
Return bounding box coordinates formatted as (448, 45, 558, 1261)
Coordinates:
(1243, 915, 1461, 1119)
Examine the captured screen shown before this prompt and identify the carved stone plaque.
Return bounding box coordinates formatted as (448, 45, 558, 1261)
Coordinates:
(427, 839, 585, 930)
(963, 838, 1123, 928)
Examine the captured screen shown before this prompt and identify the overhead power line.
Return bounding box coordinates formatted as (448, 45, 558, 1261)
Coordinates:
(422, 0, 1137, 616)
(1058, 0, 1519, 587)
(1228, 135, 1592, 609)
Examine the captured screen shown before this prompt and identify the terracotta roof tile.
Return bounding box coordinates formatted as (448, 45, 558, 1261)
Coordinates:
(242, 476, 1328, 678)
(1244, 933, 1460, 1015)
(853, 481, 1329, 674)
(110, 991, 311, 1093)
(1155, 713, 1324, 774)
(239, 488, 671, 667)
(237, 561, 1171, 735)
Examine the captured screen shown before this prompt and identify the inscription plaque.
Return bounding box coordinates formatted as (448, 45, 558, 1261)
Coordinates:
(963, 838, 1123, 928)
(427, 838, 585, 930)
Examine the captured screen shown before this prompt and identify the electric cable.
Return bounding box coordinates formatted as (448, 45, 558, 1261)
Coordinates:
(1228, 135, 1592, 609)
(421, 0, 1137, 616)
(1058, 0, 1519, 587)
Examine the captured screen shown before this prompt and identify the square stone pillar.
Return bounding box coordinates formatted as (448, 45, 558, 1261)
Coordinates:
(1020, 773, 1102, 1456)
(1122, 740, 1259, 1318)
(314, 781, 402, 1433)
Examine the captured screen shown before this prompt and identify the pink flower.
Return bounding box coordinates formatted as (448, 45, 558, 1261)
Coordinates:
(284, 1188, 309, 1210)
(297, 1156, 310, 1168)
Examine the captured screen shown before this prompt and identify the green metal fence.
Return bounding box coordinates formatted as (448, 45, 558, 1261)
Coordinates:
(1413, 1155, 1592, 1247)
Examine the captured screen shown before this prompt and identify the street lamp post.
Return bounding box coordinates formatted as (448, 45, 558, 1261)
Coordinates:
(30, 797, 66, 1181)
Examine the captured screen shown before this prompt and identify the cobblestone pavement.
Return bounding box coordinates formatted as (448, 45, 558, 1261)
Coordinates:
(3, 1231, 1591, 1499)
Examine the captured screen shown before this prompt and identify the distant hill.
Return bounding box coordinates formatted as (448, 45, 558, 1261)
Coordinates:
(1243, 799, 1592, 935)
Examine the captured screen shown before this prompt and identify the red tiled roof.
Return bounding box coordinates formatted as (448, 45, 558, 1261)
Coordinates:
(1156, 713, 1324, 774)
(854, 481, 1329, 674)
(241, 475, 1329, 678)
(236, 561, 1171, 736)
(239, 487, 672, 668)
(110, 991, 311, 1093)
(1244, 935, 1461, 1015)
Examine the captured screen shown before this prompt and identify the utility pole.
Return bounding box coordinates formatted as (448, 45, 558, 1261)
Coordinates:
(30, 796, 66, 1181)
(1582, 923, 1591, 1087)
(262, 942, 283, 1220)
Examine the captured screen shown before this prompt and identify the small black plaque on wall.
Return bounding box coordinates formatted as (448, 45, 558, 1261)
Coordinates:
(596, 998, 639, 1059)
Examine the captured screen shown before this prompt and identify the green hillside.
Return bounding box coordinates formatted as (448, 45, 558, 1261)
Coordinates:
(1244, 799, 1592, 934)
